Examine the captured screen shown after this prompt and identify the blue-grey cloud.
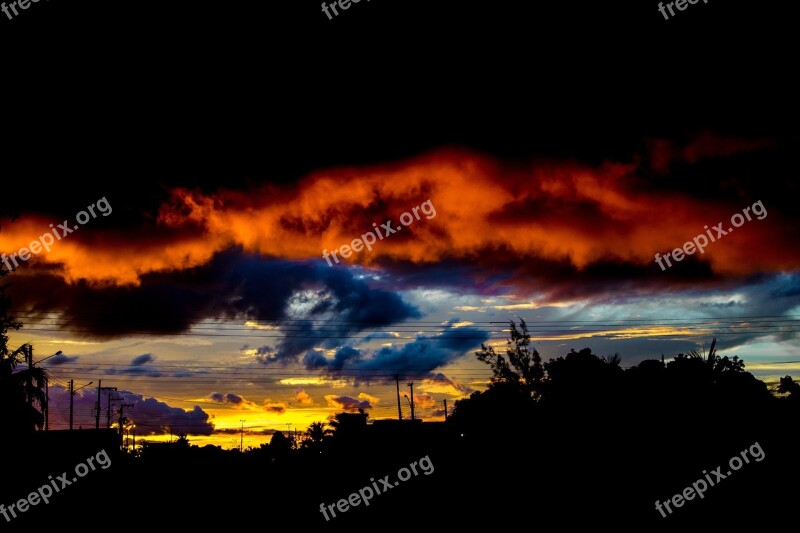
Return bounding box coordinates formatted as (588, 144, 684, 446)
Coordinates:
(46, 352, 80, 365)
(131, 353, 155, 366)
(46, 385, 214, 435)
(306, 320, 490, 383)
(7, 252, 420, 348)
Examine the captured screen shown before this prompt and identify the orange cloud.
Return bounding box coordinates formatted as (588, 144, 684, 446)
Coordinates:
(420, 374, 473, 398)
(324, 392, 378, 411)
(2, 141, 795, 287)
(294, 389, 315, 406)
(411, 392, 436, 410)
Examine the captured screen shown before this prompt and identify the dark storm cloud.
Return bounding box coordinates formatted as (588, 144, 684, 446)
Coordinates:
(365, 135, 797, 300)
(4, 134, 798, 354)
(303, 345, 360, 371)
(4, 133, 797, 322)
(305, 320, 490, 383)
(7, 251, 419, 348)
(645, 132, 777, 175)
(263, 265, 421, 362)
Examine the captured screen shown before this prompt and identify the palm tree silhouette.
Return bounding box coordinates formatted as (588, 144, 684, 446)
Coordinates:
(1, 252, 48, 434)
(0, 343, 48, 433)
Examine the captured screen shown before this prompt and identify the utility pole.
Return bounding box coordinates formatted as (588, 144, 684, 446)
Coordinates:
(95, 380, 102, 429)
(95, 384, 116, 429)
(118, 403, 133, 437)
(240, 420, 245, 452)
(443, 399, 448, 421)
(23, 345, 34, 413)
(395, 375, 402, 420)
(69, 380, 74, 431)
(106, 391, 120, 428)
(70, 380, 93, 430)
(44, 375, 49, 431)
(26, 345, 33, 412)
(407, 381, 415, 421)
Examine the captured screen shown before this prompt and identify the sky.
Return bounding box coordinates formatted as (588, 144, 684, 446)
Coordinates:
(2, 130, 799, 448)
(1, 0, 798, 449)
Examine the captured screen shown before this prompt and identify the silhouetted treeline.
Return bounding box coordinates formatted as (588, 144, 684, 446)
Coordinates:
(3, 321, 799, 528)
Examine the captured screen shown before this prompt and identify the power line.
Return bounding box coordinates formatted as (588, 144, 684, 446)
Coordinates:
(11, 311, 800, 322)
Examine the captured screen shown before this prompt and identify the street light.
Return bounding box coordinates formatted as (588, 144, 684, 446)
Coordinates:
(74, 381, 93, 392)
(33, 350, 63, 365)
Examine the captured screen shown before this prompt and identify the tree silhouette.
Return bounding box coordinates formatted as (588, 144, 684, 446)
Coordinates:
(301, 421, 332, 453)
(0, 236, 48, 434)
(475, 319, 544, 398)
(542, 347, 624, 408)
(778, 375, 800, 400)
(679, 338, 745, 374)
(269, 431, 292, 459)
(0, 343, 48, 433)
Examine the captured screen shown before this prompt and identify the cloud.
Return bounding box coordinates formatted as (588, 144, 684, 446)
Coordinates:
(106, 365, 163, 378)
(411, 392, 436, 409)
(5, 137, 798, 336)
(357, 392, 379, 406)
(254, 345, 277, 363)
(420, 373, 474, 397)
(45, 352, 79, 365)
(207, 392, 288, 413)
(45, 385, 214, 435)
(206, 392, 259, 409)
(263, 400, 288, 414)
(303, 346, 360, 371)
(294, 389, 315, 406)
(647, 132, 776, 173)
(100, 354, 201, 379)
(307, 320, 489, 383)
(325, 393, 377, 411)
(0, 134, 785, 288)
(7, 253, 419, 344)
(131, 353, 155, 366)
